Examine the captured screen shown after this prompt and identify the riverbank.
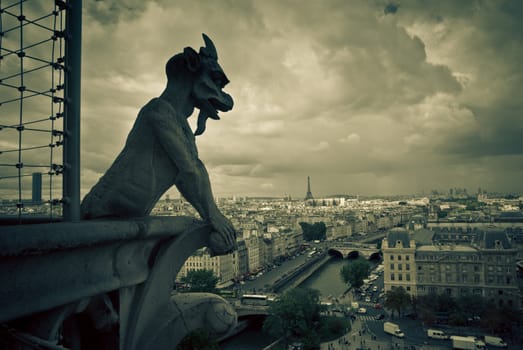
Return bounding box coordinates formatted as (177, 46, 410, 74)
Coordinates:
(277, 254, 332, 293)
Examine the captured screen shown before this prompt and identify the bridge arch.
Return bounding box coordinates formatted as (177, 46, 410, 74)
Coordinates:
(327, 248, 380, 260)
(327, 248, 343, 258)
(347, 250, 360, 259)
(368, 251, 382, 261)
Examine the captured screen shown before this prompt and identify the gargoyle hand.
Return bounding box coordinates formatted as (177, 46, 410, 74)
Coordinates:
(207, 212, 237, 256)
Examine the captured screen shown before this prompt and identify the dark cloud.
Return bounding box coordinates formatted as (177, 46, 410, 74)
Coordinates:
(85, 0, 150, 24)
(384, 3, 399, 15)
(391, 0, 523, 168)
(3, 1, 523, 199)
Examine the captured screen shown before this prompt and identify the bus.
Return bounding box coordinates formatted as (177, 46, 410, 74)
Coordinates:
(240, 294, 269, 306)
(218, 289, 236, 298)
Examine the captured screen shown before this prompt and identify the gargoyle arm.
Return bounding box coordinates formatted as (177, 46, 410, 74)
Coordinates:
(149, 110, 236, 248)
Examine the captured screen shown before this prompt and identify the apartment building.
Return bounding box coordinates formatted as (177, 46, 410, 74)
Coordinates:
(178, 248, 237, 283)
(382, 228, 520, 308)
(382, 228, 417, 295)
(244, 234, 262, 274)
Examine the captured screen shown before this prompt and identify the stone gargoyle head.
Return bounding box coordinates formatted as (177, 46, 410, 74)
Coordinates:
(165, 33, 233, 136)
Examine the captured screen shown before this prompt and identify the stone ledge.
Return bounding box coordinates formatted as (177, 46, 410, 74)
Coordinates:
(0, 216, 200, 257)
(0, 216, 209, 324)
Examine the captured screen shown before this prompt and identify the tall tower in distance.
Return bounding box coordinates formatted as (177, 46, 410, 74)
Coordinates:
(304, 176, 314, 200)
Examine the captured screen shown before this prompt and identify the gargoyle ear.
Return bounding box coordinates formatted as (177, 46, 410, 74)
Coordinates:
(183, 47, 200, 72)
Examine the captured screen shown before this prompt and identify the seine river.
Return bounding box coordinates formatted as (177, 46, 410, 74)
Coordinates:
(220, 257, 348, 349)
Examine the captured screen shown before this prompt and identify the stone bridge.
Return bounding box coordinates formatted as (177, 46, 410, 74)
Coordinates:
(234, 304, 270, 318)
(327, 243, 381, 260)
(0, 216, 237, 349)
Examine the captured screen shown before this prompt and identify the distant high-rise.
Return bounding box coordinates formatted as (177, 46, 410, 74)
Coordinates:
(304, 176, 314, 200)
(32, 172, 42, 203)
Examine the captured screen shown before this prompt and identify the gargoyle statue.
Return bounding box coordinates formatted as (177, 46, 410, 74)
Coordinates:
(81, 33, 237, 255)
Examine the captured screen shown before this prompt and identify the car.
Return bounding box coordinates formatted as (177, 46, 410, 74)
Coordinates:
(375, 313, 385, 320)
(374, 303, 382, 309)
(372, 286, 378, 292)
(357, 307, 367, 314)
(365, 296, 371, 303)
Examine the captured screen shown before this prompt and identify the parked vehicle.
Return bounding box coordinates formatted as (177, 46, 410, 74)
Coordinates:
(357, 307, 367, 314)
(375, 313, 385, 320)
(483, 335, 507, 348)
(383, 322, 404, 338)
(307, 250, 318, 258)
(427, 329, 449, 340)
(450, 336, 486, 350)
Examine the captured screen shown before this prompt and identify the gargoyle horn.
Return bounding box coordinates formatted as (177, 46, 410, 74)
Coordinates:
(200, 33, 218, 59)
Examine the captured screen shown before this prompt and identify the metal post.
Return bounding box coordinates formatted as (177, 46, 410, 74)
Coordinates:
(63, 0, 82, 222)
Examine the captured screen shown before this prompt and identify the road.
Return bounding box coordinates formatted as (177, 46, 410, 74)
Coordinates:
(229, 244, 456, 349)
(328, 264, 451, 349)
(237, 247, 317, 294)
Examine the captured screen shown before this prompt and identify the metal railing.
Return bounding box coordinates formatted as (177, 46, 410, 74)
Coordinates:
(0, 0, 81, 222)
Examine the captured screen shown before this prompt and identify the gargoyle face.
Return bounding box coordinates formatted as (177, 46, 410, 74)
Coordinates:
(188, 34, 234, 136)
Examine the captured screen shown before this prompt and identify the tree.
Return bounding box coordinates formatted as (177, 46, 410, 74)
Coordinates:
(434, 293, 456, 313)
(456, 294, 486, 318)
(416, 292, 521, 332)
(339, 258, 370, 290)
(180, 269, 218, 293)
(437, 211, 448, 219)
(263, 288, 324, 349)
(384, 287, 411, 317)
(176, 329, 219, 350)
(299, 222, 326, 241)
(481, 305, 521, 334)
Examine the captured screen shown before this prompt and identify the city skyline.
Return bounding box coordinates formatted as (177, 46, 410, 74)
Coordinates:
(3, 1, 523, 200)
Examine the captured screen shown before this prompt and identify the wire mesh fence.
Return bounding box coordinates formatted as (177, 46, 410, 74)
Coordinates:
(0, 0, 69, 221)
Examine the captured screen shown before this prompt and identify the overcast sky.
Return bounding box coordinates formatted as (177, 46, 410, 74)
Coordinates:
(3, 1, 522, 200)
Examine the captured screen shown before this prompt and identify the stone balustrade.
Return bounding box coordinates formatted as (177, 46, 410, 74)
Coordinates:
(0, 216, 237, 349)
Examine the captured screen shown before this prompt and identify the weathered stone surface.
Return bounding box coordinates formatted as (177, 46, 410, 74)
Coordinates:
(81, 33, 237, 255)
(0, 217, 238, 349)
(0, 34, 239, 350)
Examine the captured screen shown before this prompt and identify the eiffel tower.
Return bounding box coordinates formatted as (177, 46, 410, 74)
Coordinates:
(304, 176, 314, 200)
